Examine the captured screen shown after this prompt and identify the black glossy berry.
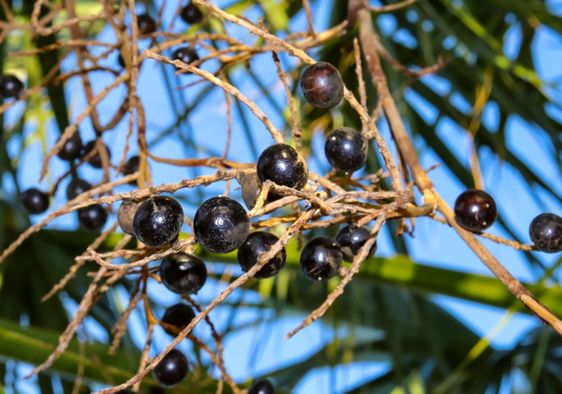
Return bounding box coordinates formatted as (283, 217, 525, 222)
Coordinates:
(83, 140, 111, 169)
(118, 199, 140, 235)
(160, 253, 207, 294)
(238, 232, 286, 279)
(133, 196, 184, 247)
(325, 127, 367, 172)
(173, 46, 199, 66)
(193, 196, 250, 253)
(300, 62, 343, 109)
(529, 213, 562, 253)
(78, 204, 107, 231)
(336, 225, 377, 262)
(180, 2, 203, 24)
(56, 132, 83, 161)
(137, 13, 156, 35)
(0, 74, 24, 98)
(300, 237, 342, 281)
(256, 144, 308, 193)
(66, 178, 92, 200)
(249, 379, 275, 394)
(454, 189, 497, 233)
(153, 349, 188, 387)
(161, 303, 196, 336)
(21, 188, 49, 214)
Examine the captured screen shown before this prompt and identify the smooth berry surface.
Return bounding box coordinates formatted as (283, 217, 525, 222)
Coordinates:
(78, 204, 107, 231)
(454, 189, 497, 232)
(161, 303, 196, 336)
(249, 379, 275, 394)
(57, 133, 83, 161)
(137, 13, 156, 35)
(300, 62, 343, 109)
(173, 46, 199, 65)
(300, 237, 343, 281)
(256, 143, 308, 192)
(66, 178, 92, 200)
(194, 196, 250, 253)
(180, 2, 203, 24)
(153, 349, 188, 387)
(83, 140, 111, 169)
(325, 127, 368, 172)
(529, 213, 562, 253)
(336, 224, 377, 262)
(133, 196, 184, 247)
(21, 188, 49, 214)
(159, 253, 207, 294)
(237, 232, 286, 278)
(0, 74, 24, 98)
(118, 200, 140, 235)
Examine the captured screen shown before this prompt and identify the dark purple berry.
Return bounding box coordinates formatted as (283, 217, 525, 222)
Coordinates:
(180, 2, 203, 24)
(237, 232, 286, 279)
(78, 204, 107, 231)
(193, 196, 250, 253)
(118, 199, 140, 235)
(336, 225, 376, 262)
(529, 213, 562, 253)
(0, 74, 24, 98)
(57, 132, 83, 161)
(161, 303, 196, 336)
(249, 379, 275, 394)
(83, 140, 111, 169)
(454, 189, 497, 233)
(159, 253, 207, 294)
(300, 237, 342, 281)
(66, 178, 92, 200)
(153, 349, 188, 387)
(256, 144, 308, 192)
(21, 188, 49, 214)
(325, 127, 367, 172)
(300, 62, 343, 109)
(133, 196, 184, 247)
(137, 13, 156, 35)
(172, 46, 199, 66)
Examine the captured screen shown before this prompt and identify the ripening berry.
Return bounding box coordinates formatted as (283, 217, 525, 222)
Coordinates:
(454, 189, 497, 233)
(529, 213, 562, 253)
(118, 199, 140, 235)
(300, 62, 344, 109)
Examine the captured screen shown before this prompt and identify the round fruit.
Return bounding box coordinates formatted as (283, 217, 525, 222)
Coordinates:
(0, 74, 24, 98)
(238, 172, 260, 210)
(133, 196, 184, 247)
(57, 132, 83, 161)
(529, 213, 562, 253)
(83, 140, 111, 169)
(172, 46, 199, 66)
(21, 188, 49, 214)
(454, 189, 497, 233)
(66, 178, 92, 200)
(249, 379, 275, 394)
(78, 204, 107, 231)
(300, 62, 344, 109)
(237, 232, 286, 278)
(193, 196, 250, 253)
(300, 237, 342, 281)
(159, 253, 207, 294)
(324, 127, 368, 172)
(153, 349, 188, 387)
(137, 13, 156, 35)
(336, 224, 377, 262)
(180, 2, 203, 24)
(161, 303, 196, 336)
(256, 144, 308, 192)
(118, 199, 141, 235)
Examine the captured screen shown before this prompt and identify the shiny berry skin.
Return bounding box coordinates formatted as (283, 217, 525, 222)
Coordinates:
(180, 2, 203, 24)
(0, 74, 24, 98)
(56, 133, 83, 161)
(133, 196, 184, 247)
(325, 127, 368, 172)
(118, 200, 140, 235)
(237, 232, 286, 279)
(137, 13, 156, 35)
(78, 204, 107, 231)
(66, 178, 92, 200)
(300, 62, 343, 109)
(454, 189, 497, 233)
(161, 303, 196, 336)
(153, 349, 188, 387)
(300, 237, 342, 281)
(159, 253, 207, 294)
(249, 379, 275, 394)
(83, 140, 111, 169)
(256, 144, 308, 192)
(21, 188, 49, 214)
(173, 46, 199, 65)
(529, 213, 562, 253)
(336, 225, 377, 262)
(194, 196, 250, 253)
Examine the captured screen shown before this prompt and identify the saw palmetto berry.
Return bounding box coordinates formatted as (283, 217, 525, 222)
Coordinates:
(136, 13, 156, 35)
(0, 74, 24, 98)
(159, 253, 207, 294)
(454, 189, 497, 233)
(300, 237, 343, 281)
(193, 196, 250, 253)
(153, 349, 188, 387)
(172, 46, 199, 66)
(21, 188, 49, 214)
(133, 196, 184, 247)
(66, 178, 92, 201)
(57, 132, 83, 162)
(325, 127, 368, 173)
(336, 224, 377, 262)
(118, 200, 141, 235)
(180, 1, 203, 24)
(83, 140, 111, 169)
(161, 303, 196, 336)
(78, 205, 107, 231)
(237, 232, 286, 278)
(300, 62, 343, 109)
(529, 213, 562, 253)
(249, 379, 275, 394)
(256, 143, 308, 193)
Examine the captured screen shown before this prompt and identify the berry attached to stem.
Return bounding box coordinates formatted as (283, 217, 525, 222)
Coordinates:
(159, 253, 207, 294)
(137, 13, 156, 35)
(133, 196, 184, 247)
(161, 303, 196, 336)
(0, 74, 24, 98)
(300, 237, 342, 281)
(324, 127, 368, 173)
(454, 189, 497, 233)
(153, 349, 188, 387)
(237, 232, 286, 278)
(57, 132, 83, 162)
(83, 140, 112, 169)
(66, 178, 92, 201)
(78, 205, 107, 231)
(249, 379, 275, 394)
(118, 199, 141, 235)
(180, 2, 203, 24)
(529, 213, 562, 253)
(335, 224, 377, 262)
(21, 188, 49, 214)
(256, 143, 308, 192)
(300, 62, 344, 109)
